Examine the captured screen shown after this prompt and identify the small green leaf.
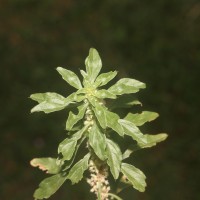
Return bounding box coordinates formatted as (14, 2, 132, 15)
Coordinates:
(30, 93, 67, 113)
(89, 123, 106, 160)
(34, 174, 67, 199)
(66, 103, 88, 130)
(30, 157, 61, 174)
(58, 138, 77, 161)
(122, 133, 168, 160)
(108, 78, 146, 95)
(85, 48, 102, 83)
(109, 95, 141, 110)
(93, 104, 107, 129)
(30, 93, 51, 103)
(95, 89, 116, 99)
(141, 133, 168, 148)
(124, 111, 159, 126)
(67, 153, 90, 184)
(106, 138, 122, 179)
(92, 105, 124, 136)
(61, 135, 86, 171)
(72, 125, 89, 140)
(56, 67, 82, 89)
(58, 126, 88, 161)
(94, 71, 117, 87)
(121, 163, 146, 192)
(106, 111, 124, 136)
(118, 119, 146, 144)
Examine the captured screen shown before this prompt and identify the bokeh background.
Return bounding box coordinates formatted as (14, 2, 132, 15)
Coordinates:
(1, 0, 200, 199)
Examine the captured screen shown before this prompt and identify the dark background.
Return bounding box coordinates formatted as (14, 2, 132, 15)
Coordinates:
(1, 0, 200, 199)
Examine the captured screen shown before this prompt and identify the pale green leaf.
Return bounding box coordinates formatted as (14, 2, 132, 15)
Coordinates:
(106, 138, 122, 179)
(124, 111, 159, 126)
(118, 119, 146, 144)
(61, 135, 86, 171)
(109, 95, 142, 110)
(95, 89, 116, 99)
(92, 105, 124, 136)
(108, 78, 146, 95)
(58, 138, 77, 161)
(121, 163, 146, 192)
(67, 153, 90, 184)
(56, 67, 82, 89)
(34, 174, 67, 199)
(89, 123, 106, 160)
(106, 110, 124, 136)
(66, 103, 88, 130)
(93, 104, 107, 129)
(58, 126, 88, 161)
(94, 71, 117, 87)
(72, 125, 89, 140)
(85, 48, 102, 83)
(30, 157, 61, 174)
(122, 133, 168, 160)
(30, 93, 67, 113)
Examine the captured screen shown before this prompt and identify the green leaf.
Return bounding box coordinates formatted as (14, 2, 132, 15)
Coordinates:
(106, 138, 122, 179)
(108, 78, 146, 95)
(121, 163, 146, 192)
(61, 134, 86, 171)
(89, 123, 106, 160)
(67, 153, 90, 184)
(94, 71, 117, 87)
(30, 157, 61, 174)
(106, 110, 124, 136)
(66, 103, 88, 130)
(93, 104, 107, 129)
(95, 89, 116, 99)
(109, 95, 141, 110)
(122, 133, 168, 160)
(85, 48, 102, 83)
(56, 67, 82, 89)
(30, 93, 68, 113)
(72, 125, 89, 140)
(34, 174, 67, 199)
(124, 111, 159, 126)
(92, 105, 124, 136)
(58, 138, 77, 161)
(58, 126, 88, 161)
(118, 119, 146, 144)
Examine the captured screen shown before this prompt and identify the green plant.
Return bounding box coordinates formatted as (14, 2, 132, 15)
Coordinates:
(30, 48, 168, 200)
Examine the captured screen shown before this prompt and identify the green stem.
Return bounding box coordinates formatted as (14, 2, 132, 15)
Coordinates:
(97, 182, 102, 200)
(108, 193, 123, 200)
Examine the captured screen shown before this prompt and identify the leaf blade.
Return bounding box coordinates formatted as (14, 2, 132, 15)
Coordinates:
(122, 133, 168, 160)
(108, 78, 146, 95)
(66, 103, 88, 130)
(124, 111, 159, 126)
(89, 123, 106, 160)
(67, 153, 90, 184)
(85, 48, 102, 83)
(34, 174, 67, 199)
(56, 67, 82, 89)
(94, 71, 117, 87)
(30, 93, 67, 113)
(95, 89, 117, 99)
(106, 138, 122, 179)
(121, 163, 146, 192)
(30, 157, 61, 174)
(118, 119, 146, 143)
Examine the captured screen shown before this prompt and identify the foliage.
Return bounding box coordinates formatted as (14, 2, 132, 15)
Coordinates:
(30, 48, 167, 200)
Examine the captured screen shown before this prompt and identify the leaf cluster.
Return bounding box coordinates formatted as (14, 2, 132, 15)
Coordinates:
(30, 48, 167, 199)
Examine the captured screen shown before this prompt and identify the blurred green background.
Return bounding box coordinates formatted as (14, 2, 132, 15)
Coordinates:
(1, 0, 200, 199)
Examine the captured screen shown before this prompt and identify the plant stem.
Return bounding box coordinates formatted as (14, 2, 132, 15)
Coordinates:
(107, 193, 123, 200)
